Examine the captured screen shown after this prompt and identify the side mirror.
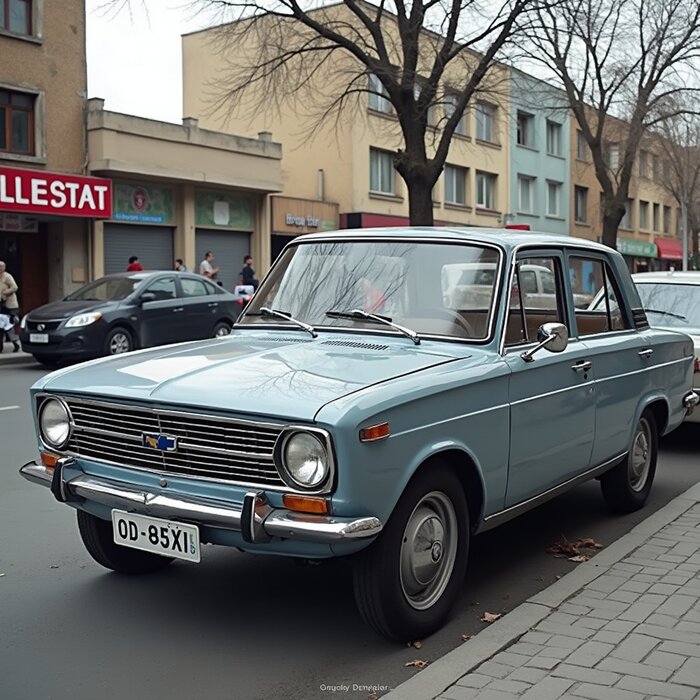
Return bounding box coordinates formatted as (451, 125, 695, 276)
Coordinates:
(139, 291, 157, 305)
(520, 322, 569, 362)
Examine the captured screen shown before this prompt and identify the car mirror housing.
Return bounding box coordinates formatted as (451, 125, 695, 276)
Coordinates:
(520, 322, 569, 362)
(139, 291, 157, 304)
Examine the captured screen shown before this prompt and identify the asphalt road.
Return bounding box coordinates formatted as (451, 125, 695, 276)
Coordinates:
(1, 362, 699, 700)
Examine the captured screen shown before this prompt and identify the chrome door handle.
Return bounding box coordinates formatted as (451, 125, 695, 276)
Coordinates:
(173, 307, 184, 313)
(572, 360, 592, 372)
(207, 302, 219, 307)
(639, 348, 654, 358)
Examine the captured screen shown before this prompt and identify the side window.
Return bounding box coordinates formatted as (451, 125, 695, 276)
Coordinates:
(569, 256, 630, 335)
(180, 278, 209, 298)
(145, 277, 176, 301)
(505, 257, 564, 346)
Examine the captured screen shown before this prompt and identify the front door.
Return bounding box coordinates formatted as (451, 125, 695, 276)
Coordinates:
(138, 276, 183, 346)
(504, 252, 596, 507)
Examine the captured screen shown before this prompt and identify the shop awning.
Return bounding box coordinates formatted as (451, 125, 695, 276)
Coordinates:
(655, 237, 684, 260)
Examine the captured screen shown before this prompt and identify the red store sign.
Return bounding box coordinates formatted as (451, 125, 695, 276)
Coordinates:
(0, 166, 112, 219)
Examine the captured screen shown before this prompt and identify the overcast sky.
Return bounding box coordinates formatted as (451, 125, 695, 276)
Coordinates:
(86, 1, 213, 124)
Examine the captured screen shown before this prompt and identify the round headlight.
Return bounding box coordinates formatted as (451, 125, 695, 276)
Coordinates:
(39, 398, 71, 448)
(283, 431, 329, 488)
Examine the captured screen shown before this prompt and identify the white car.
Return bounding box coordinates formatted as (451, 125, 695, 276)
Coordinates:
(633, 271, 700, 422)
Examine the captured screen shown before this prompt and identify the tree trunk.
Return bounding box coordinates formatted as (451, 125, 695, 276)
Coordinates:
(405, 178, 434, 226)
(600, 202, 625, 250)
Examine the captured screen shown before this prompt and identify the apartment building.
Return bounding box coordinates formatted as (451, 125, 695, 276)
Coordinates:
(0, 0, 98, 310)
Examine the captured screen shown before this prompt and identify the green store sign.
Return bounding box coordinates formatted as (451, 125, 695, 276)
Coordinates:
(195, 190, 253, 229)
(616, 239, 657, 258)
(113, 182, 175, 224)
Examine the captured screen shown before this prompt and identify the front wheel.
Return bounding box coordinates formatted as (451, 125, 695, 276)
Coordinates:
(104, 327, 133, 356)
(353, 466, 469, 641)
(77, 511, 174, 574)
(600, 409, 657, 513)
(212, 321, 232, 338)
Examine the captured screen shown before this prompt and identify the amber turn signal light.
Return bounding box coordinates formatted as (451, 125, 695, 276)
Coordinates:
(282, 494, 329, 514)
(359, 422, 390, 442)
(40, 452, 59, 469)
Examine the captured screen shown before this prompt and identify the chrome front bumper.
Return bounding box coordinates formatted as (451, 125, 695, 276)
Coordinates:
(19, 459, 383, 545)
(684, 390, 700, 415)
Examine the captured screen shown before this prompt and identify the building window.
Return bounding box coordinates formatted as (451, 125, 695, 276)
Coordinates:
(516, 111, 535, 148)
(652, 154, 660, 181)
(639, 151, 649, 178)
(368, 73, 393, 114)
(1, 0, 31, 35)
(0, 88, 34, 155)
(663, 205, 671, 234)
(576, 131, 588, 160)
(546, 181, 561, 217)
(574, 186, 588, 223)
(476, 171, 496, 209)
(444, 92, 466, 135)
(413, 83, 436, 126)
(517, 175, 535, 213)
(639, 200, 649, 230)
(444, 164, 467, 205)
(653, 203, 660, 231)
(546, 120, 562, 156)
(606, 143, 620, 170)
(476, 102, 495, 143)
(621, 199, 634, 229)
(369, 148, 395, 194)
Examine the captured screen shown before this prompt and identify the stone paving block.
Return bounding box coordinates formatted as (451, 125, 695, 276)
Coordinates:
(507, 642, 545, 657)
(592, 631, 628, 644)
(625, 557, 675, 571)
(505, 667, 548, 684)
(560, 604, 592, 616)
(683, 610, 700, 623)
(672, 657, 700, 687)
(637, 624, 700, 644)
(473, 661, 511, 679)
(569, 683, 643, 700)
(670, 542, 700, 557)
(520, 631, 551, 645)
(597, 657, 672, 681)
(605, 591, 640, 604)
(568, 597, 630, 612)
(635, 544, 671, 556)
(602, 620, 637, 634)
(492, 652, 529, 669)
(619, 580, 651, 593)
(535, 621, 594, 639)
(675, 620, 700, 635)
(585, 608, 623, 621)
(616, 675, 696, 699)
(471, 690, 519, 700)
(520, 677, 574, 700)
(657, 594, 697, 617)
(610, 563, 643, 574)
(658, 555, 688, 563)
(648, 583, 681, 595)
(546, 635, 586, 650)
(550, 663, 620, 685)
(564, 641, 615, 667)
(587, 576, 631, 594)
(637, 593, 668, 606)
(525, 655, 560, 670)
(440, 686, 480, 700)
(665, 574, 695, 585)
(576, 617, 608, 631)
(618, 602, 659, 623)
(644, 613, 678, 628)
(645, 650, 687, 671)
(455, 674, 493, 689)
(610, 632, 659, 662)
(487, 679, 531, 695)
(547, 612, 585, 626)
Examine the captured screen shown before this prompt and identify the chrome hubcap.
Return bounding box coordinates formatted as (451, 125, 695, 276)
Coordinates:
(110, 333, 130, 354)
(215, 326, 230, 337)
(629, 417, 652, 492)
(399, 491, 458, 611)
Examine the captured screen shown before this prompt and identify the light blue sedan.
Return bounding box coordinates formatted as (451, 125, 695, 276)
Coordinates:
(20, 228, 698, 641)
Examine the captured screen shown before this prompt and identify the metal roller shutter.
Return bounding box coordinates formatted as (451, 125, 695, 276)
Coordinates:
(104, 224, 174, 274)
(195, 229, 251, 292)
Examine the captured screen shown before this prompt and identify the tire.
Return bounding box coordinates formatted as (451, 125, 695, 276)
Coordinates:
(104, 327, 133, 356)
(33, 354, 62, 369)
(353, 465, 469, 641)
(601, 409, 658, 513)
(77, 510, 174, 574)
(212, 321, 232, 338)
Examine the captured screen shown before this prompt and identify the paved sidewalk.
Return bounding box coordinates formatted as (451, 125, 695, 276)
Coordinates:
(385, 483, 700, 700)
(0, 340, 33, 365)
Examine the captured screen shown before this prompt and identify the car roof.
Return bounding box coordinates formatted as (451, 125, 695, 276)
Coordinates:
(293, 226, 613, 253)
(632, 271, 700, 284)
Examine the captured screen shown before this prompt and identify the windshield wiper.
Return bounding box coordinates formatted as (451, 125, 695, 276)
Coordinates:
(644, 308, 687, 321)
(247, 307, 317, 338)
(326, 309, 420, 345)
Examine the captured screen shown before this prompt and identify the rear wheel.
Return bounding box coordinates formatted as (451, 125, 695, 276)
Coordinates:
(104, 327, 133, 356)
(353, 465, 469, 641)
(77, 510, 174, 574)
(601, 409, 657, 513)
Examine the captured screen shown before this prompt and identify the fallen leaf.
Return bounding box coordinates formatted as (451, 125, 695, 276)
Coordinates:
(555, 575, 561, 580)
(568, 554, 590, 563)
(481, 612, 502, 623)
(404, 659, 428, 669)
(576, 537, 603, 549)
(0, 572, 5, 577)
(461, 634, 473, 642)
(548, 536, 604, 558)
(411, 641, 423, 649)
(49, 564, 60, 569)
(368, 694, 378, 700)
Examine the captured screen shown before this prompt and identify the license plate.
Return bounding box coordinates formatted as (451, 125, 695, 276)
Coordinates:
(29, 333, 48, 343)
(111, 510, 200, 563)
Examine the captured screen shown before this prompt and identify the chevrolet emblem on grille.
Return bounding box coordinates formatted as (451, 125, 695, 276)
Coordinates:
(142, 433, 178, 451)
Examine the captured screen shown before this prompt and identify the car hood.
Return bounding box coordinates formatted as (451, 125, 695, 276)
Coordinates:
(28, 299, 113, 320)
(37, 332, 469, 421)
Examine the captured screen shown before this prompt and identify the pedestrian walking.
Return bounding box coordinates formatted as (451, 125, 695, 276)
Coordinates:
(0, 260, 20, 352)
(239, 255, 259, 290)
(127, 256, 144, 271)
(199, 251, 220, 281)
(174, 258, 188, 272)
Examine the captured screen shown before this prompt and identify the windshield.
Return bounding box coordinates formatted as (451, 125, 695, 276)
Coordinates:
(66, 276, 143, 302)
(240, 240, 501, 340)
(635, 283, 700, 328)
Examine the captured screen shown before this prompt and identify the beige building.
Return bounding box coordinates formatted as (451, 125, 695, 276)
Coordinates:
(182, 7, 512, 272)
(0, 0, 91, 310)
(87, 99, 282, 289)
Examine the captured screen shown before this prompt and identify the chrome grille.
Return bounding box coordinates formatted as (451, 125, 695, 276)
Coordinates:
(62, 398, 285, 487)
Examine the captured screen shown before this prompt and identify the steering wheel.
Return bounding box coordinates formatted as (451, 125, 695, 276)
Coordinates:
(420, 308, 475, 337)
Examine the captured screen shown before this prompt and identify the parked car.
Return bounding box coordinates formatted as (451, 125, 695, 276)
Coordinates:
(631, 270, 700, 422)
(19, 271, 241, 367)
(20, 229, 698, 641)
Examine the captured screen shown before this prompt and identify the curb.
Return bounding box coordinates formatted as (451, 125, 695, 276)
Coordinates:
(382, 482, 700, 700)
(0, 352, 35, 367)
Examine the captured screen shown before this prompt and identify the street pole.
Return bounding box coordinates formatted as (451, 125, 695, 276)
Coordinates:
(682, 198, 689, 271)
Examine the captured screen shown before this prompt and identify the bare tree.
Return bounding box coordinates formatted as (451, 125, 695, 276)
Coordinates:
(187, 0, 541, 226)
(658, 114, 700, 268)
(524, 0, 700, 248)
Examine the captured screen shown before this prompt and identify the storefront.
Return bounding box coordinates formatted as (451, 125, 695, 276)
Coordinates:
(271, 196, 339, 262)
(654, 237, 685, 271)
(615, 238, 658, 273)
(0, 166, 112, 310)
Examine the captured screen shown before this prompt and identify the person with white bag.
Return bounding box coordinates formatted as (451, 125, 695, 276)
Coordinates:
(0, 260, 20, 353)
